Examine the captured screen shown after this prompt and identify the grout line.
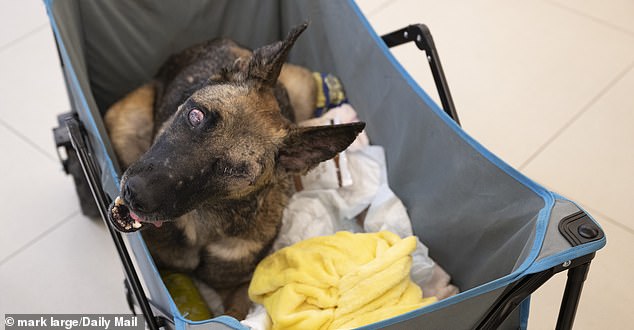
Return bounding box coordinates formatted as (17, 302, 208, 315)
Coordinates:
(366, 0, 399, 18)
(544, 0, 634, 39)
(582, 206, 634, 237)
(0, 118, 58, 163)
(518, 61, 634, 170)
(0, 210, 79, 267)
(0, 24, 48, 53)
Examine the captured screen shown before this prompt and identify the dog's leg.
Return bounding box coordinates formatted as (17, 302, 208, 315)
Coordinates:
(217, 282, 252, 320)
(191, 277, 226, 317)
(279, 63, 317, 123)
(104, 83, 155, 169)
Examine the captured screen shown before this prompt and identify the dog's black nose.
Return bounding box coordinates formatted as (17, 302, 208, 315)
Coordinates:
(123, 176, 157, 213)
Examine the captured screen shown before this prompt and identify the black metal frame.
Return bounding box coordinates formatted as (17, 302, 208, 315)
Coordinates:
(381, 24, 460, 125)
(62, 115, 166, 330)
(476, 253, 595, 329)
(52, 23, 601, 329)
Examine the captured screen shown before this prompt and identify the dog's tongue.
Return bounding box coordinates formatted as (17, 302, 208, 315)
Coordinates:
(129, 210, 143, 223)
(129, 210, 164, 228)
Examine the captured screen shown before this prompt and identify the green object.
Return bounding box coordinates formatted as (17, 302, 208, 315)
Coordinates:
(160, 271, 213, 321)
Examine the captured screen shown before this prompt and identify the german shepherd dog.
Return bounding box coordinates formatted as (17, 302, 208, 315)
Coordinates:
(105, 24, 364, 318)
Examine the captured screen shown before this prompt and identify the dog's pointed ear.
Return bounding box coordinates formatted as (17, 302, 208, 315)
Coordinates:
(278, 122, 365, 173)
(248, 22, 308, 86)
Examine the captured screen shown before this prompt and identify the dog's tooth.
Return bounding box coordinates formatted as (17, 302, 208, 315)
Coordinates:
(132, 220, 142, 229)
(115, 196, 123, 206)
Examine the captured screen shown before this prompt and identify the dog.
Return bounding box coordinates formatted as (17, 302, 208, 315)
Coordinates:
(105, 23, 364, 318)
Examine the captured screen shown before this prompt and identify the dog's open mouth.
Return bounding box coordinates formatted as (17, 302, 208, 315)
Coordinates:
(108, 197, 142, 232)
(108, 197, 165, 233)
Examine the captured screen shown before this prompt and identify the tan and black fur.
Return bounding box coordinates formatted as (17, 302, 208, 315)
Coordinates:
(105, 24, 364, 318)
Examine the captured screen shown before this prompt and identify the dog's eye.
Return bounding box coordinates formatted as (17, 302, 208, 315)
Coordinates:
(188, 109, 204, 126)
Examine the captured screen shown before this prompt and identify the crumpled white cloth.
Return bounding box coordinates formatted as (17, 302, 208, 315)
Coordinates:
(241, 104, 459, 330)
(273, 145, 437, 288)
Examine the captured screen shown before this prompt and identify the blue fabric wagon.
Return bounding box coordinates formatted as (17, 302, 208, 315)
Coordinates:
(45, 0, 606, 329)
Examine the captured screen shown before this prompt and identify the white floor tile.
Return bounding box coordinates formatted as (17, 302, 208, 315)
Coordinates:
(0, 0, 49, 48)
(0, 213, 130, 314)
(0, 27, 71, 160)
(522, 65, 634, 230)
(0, 126, 83, 262)
(528, 217, 634, 329)
(549, 0, 634, 36)
(360, 0, 634, 167)
(354, 0, 394, 17)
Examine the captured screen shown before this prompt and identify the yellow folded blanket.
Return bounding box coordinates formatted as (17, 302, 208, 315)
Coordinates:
(248, 231, 437, 329)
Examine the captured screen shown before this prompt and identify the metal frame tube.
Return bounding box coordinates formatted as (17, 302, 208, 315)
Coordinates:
(382, 24, 460, 125)
(65, 117, 162, 330)
(556, 261, 592, 329)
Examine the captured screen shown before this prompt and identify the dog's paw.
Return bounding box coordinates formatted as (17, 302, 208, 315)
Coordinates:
(223, 308, 247, 321)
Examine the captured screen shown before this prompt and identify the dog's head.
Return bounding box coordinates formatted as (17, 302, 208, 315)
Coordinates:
(114, 24, 364, 230)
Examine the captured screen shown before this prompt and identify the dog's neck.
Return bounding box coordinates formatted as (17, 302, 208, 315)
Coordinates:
(172, 174, 294, 246)
(141, 172, 294, 280)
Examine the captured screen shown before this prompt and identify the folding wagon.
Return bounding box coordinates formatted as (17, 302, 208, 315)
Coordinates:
(45, 0, 606, 329)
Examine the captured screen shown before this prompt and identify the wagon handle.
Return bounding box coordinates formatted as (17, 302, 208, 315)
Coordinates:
(381, 24, 461, 125)
(65, 116, 164, 330)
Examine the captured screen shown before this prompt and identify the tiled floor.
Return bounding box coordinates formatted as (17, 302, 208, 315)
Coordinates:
(0, 1, 632, 329)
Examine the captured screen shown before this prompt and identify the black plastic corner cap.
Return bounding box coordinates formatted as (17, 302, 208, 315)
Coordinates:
(558, 211, 604, 246)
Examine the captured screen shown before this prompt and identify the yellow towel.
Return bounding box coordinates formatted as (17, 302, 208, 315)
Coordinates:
(249, 231, 437, 329)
